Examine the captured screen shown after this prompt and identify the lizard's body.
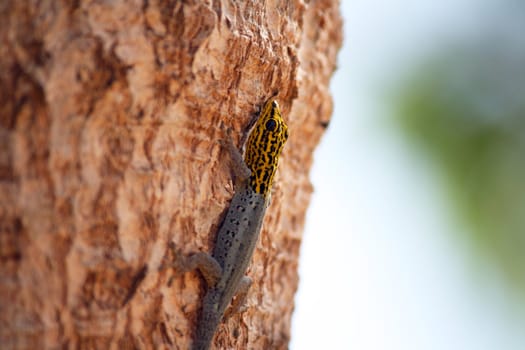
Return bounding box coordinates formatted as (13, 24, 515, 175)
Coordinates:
(193, 182, 267, 349)
(189, 99, 288, 350)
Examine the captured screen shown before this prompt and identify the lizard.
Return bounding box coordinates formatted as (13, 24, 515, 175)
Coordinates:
(179, 98, 288, 350)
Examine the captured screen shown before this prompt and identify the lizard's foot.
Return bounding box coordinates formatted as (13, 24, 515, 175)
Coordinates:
(224, 276, 252, 319)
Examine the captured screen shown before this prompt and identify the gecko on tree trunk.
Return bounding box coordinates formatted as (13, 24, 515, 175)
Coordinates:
(174, 99, 288, 350)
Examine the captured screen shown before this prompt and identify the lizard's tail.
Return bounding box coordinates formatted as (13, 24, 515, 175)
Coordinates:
(192, 297, 222, 350)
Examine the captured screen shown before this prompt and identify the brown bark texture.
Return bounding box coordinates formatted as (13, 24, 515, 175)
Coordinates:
(0, 1, 342, 349)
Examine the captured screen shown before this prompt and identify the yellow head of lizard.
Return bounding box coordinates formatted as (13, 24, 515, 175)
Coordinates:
(244, 99, 289, 197)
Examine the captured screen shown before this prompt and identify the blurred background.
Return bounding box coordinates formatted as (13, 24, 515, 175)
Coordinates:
(291, 1, 525, 349)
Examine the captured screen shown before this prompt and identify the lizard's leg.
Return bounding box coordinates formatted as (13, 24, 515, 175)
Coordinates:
(162, 243, 222, 288)
(184, 252, 223, 288)
(219, 130, 251, 185)
(223, 276, 252, 319)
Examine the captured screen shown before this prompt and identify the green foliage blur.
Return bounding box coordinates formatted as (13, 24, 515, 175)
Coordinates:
(394, 38, 525, 296)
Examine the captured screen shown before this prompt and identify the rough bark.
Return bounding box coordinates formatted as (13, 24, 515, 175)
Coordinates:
(0, 1, 342, 349)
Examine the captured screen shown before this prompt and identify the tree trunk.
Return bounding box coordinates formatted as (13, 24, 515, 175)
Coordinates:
(0, 1, 342, 349)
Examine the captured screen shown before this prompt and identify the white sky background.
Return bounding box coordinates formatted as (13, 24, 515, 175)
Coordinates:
(290, 1, 525, 349)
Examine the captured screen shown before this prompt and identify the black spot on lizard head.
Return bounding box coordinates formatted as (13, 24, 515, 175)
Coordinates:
(265, 119, 277, 132)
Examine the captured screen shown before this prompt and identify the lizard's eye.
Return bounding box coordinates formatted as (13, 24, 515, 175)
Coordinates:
(265, 119, 277, 132)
